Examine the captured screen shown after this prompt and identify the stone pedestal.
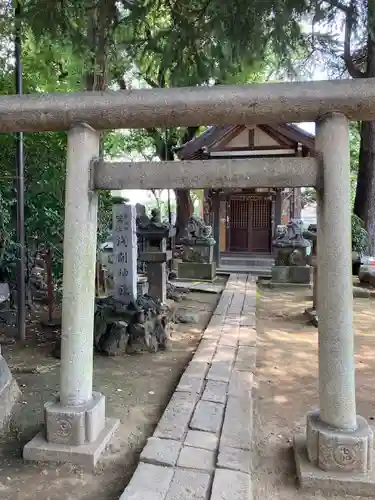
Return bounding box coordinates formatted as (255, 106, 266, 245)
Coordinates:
(23, 124, 119, 468)
(305, 410, 373, 473)
(137, 276, 149, 296)
(148, 262, 167, 303)
(271, 265, 311, 285)
(294, 113, 374, 495)
(178, 261, 216, 281)
(178, 233, 216, 282)
(139, 247, 171, 303)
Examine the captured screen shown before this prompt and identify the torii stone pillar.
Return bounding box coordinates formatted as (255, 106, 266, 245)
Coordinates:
(23, 124, 119, 467)
(294, 113, 374, 494)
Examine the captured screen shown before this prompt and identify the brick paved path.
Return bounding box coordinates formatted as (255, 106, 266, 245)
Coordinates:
(120, 274, 256, 500)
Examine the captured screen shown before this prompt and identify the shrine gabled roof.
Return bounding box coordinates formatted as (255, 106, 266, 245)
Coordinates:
(176, 123, 315, 160)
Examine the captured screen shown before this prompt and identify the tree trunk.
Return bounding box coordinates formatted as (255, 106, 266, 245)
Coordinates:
(354, 32, 375, 254)
(175, 189, 193, 240)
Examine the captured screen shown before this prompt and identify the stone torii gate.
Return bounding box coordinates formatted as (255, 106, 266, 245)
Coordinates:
(1, 78, 373, 493)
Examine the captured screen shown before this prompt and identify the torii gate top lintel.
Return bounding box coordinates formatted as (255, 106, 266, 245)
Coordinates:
(0, 77, 374, 133)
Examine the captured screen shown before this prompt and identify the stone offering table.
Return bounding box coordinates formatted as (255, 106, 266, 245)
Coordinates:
(271, 220, 312, 286)
(178, 216, 216, 281)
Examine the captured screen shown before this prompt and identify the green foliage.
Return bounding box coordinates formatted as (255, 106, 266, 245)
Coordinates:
(0, 0, 321, 289)
(352, 214, 369, 254)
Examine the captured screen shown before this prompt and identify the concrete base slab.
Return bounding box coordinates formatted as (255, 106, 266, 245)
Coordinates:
(23, 417, 119, 469)
(258, 278, 312, 290)
(294, 434, 375, 497)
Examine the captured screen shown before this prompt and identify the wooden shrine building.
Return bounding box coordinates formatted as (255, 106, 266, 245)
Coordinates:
(177, 123, 315, 265)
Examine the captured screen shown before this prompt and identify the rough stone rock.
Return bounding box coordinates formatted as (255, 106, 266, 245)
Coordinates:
(93, 294, 170, 355)
(359, 265, 375, 287)
(99, 321, 129, 356)
(52, 339, 61, 359)
(175, 311, 199, 324)
(94, 310, 109, 351)
(167, 282, 189, 302)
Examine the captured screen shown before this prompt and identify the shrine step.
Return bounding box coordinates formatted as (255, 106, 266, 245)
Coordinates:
(217, 265, 271, 277)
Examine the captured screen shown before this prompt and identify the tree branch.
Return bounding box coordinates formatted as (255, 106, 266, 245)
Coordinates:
(343, 1, 366, 78)
(322, 0, 350, 13)
(182, 126, 200, 144)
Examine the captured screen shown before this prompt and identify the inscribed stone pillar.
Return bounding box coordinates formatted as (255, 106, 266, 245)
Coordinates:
(23, 124, 118, 467)
(295, 113, 373, 490)
(112, 203, 137, 304)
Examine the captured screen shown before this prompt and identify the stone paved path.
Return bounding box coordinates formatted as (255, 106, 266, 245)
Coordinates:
(120, 274, 256, 500)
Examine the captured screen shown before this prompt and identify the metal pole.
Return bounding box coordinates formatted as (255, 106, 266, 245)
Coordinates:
(15, 0, 26, 341)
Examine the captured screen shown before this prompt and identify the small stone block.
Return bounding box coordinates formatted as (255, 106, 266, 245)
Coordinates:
(217, 446, 252, 474)
(190, 400, 225, 434)
(185, 361, 209, 379)
(154, 392, 198, 441)
(238, 327, 257, 347)
(193, 340, 218, 363)
(294, 434, 375, 497)
(228, 371, 254, 398)
(207, 346, 236, 383)
(140, 437, 182, 467)
(235, 346, 256, 372)
(211, 469, 252, 500)
(202, 380, 228, 404)
(177, 374, 205, 394)
(240, 314, 256, 328)
(206, 361, 233, 383)
(23, 417, 119, 469)
(85, 392, 106, 443)
(221, 396, 252, 450)
(219, 327, 239, 347)
(165, 468, 211, 500)
(45, 402, 86, 446)
(45, 392, 105, 446)
(177, 446, 215, 471)
(119, 462, 174, 500)
(185, 430, 219, 451)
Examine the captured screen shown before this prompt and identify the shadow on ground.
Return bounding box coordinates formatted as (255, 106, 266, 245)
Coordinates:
(253, 288, 375, 500)
(0, 286, 222, 500)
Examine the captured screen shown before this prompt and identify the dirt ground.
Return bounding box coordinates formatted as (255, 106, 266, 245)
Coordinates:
(254, 286, 375, 500)
(0, 286, 222, 500)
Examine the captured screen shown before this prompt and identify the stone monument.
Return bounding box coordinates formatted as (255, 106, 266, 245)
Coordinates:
(271, 219, 312, 285)
(138, 209, 174, 303)
(112, 202, 137, 304)
(178, 215, 216, 281)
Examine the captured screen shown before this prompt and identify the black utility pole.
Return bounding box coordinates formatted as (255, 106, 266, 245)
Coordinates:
(15, 0, 26, 341)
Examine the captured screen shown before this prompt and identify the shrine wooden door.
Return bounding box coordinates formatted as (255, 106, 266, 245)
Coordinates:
(228, 195, 271, 253)
(228, 197, 249, 251)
